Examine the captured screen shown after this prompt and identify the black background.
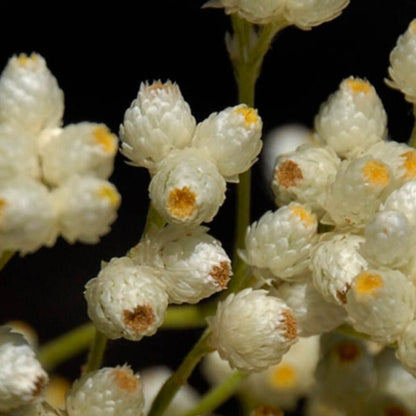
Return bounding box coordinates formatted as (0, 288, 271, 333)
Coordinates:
(1, 1, 416, 414)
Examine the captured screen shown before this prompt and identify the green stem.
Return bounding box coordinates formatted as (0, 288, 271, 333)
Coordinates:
(144, 202, 166, 235)
(148, 329, 214, 416)
(162, 305, 207, 329)
(0, 250, 14, 271)
(37, 323, 96, 371)
(84, 329, 108, 373)
(181, 371, 246, 416)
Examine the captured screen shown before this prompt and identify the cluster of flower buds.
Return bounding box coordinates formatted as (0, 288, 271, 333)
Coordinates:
(85, 224, 232, 341)
(238, 18, 416, 385)
(0, 53, 120, 254)
(119, 80, 263, 226)
(203, 0, 349, 29)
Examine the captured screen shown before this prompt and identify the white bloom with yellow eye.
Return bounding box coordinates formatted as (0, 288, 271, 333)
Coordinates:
(192, 104, 262, 182)
(345, 269, 416, 344)
(53, 175, 121, 244)
(387, 19, 416, 103)
(314, 77, 387, 159)
(241, 336, 320, 411)
(120, 80, 196, 174)
(310, 233, 368, 305)
(274, 280, 346, 336)
(85, 256, 168, 341)
(272, 144, 340, 212)
(208, 288, 298, 372)
(149, 148, 226, 226)
(0, 177, 58, 253)
(323, 156, 392, 230)
(0, 53, 64, 136)
(40, 123, 117, 186)
(241, 203, 318, 281)
(0, 326, 48, 412)
(364, 141, 416, 186)
(131, 225, 231, 304)
(360, 209, 415, 269)
(66, 365, 144, 416)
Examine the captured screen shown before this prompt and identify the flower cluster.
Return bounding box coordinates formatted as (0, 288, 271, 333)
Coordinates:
(119, 80, 262, 226)
(0, 53, 120, 254)
(239, 18, 416, 389)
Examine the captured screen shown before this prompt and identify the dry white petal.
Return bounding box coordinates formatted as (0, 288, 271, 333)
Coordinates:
(85, 256, 168, 341)
(120, 80, 195, 174)
(0, 53, 63, 136)
(149, 148, 226, 226)
(208, 288, 298, 372)
(66, 365, 144, 416)
(40, 123, 117, 186)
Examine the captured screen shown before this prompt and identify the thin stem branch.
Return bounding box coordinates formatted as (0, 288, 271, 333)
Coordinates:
(148, 329, 214, 416)
(180, 371, 246, 416)
(84, 329, 108, 373)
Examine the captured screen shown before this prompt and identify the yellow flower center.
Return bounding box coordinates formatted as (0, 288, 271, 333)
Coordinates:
(16, 53, 37, 66)
(168, 186, 197, 219)
(289, 205, 315, 227)
(236, 105, 260, 127)
(401, 151, 416, 179)
(97, 185, 120, 207)
(93, 126, 117, 154)
(354, 272, 384, 296)
(362, 160, 390, 186)
(345, 78, 372, 94)
(269, 364, 297, 389)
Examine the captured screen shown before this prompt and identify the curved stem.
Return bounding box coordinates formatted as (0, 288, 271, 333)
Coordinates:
(148, 329, 214, 416)
(84, 329, 108, 373)
(180, 371, 246, 416)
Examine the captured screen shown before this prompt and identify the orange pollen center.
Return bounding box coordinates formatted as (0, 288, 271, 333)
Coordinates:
(236, 106, 260, 126)
(289, 205, 315, 227)
(280, 309, 297, 340)
(275, 160, 303, 188)
(168, 186, 197, 219)
(362, 160, 390, 186)
(16, 53, 37, 66)
(354, 272, 384, 296)
(345, 78, 372, 94)
(270, 364, 297, 389)
(401, 151, 416, 179)
(123, 304, 155, 333)
(93, 126, 117, 154)
(112, 368, 140, 393)
(97, 185, 121, 207)
(210, 260, 231, 288)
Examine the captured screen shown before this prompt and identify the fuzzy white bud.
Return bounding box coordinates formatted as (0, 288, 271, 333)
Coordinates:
(120, 81, 196, 174)
(149, 148, 226, 226)
(314, 77, 387, 159)
(192, 104, 262, 182)
(208, 288, 298, 372)
(66, 365, 144, 416)
(0, 53, 63, 136)
(85, 257, 168, 341)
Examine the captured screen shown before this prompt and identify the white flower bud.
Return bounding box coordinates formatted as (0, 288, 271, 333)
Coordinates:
(382, 179, 416, 227)
(241, 203, 318, 281)
(131, 225, 231, 304)
(85, 256, 168, 341)
(274, 280, 346, 337)
(345, 269, 416, 344)
(120, 80, 196, 174)
(0, 177, 58, 253)
(0, 53, 64, 136)
(241, 336, 320, 411)
(192, 104, 262, 181)
(0, 326, 48, 412)
(364, 141, 416, 186)
(40, 123, 117, 186)
(361, 210, 415, 268)
(208, 288, 298, 372)
(314, 77, 387, 159)
(0, 125, 39, 181)
(149, 148, 226, 226)
(386, 19, 416, 103)
(271, 144, 340, 212)
(323, 156, 392, 230)
(396, 321, 416, 377)
(66, 365, 145, 416)
(283, 0, 349, 30)
(141, 366, 200, 416)
(310, 233, 368, 305)
(53, 175, 121, 244)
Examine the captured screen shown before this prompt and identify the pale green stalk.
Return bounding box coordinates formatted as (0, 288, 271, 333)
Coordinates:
(84, 329, 108, 373)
